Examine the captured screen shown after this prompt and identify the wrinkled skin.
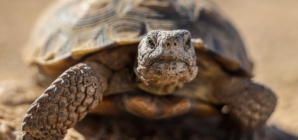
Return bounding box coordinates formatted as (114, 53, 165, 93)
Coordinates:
(136, 30, 198, 94)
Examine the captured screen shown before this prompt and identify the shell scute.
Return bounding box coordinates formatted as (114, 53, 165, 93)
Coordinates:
(26, 0, 252, 78)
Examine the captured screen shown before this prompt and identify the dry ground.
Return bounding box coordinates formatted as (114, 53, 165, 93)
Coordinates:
(0, 0, 297, 136)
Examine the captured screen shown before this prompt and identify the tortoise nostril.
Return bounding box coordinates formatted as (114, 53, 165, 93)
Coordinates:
(174, 43, 176, 46)
(167, 43, 170, 46)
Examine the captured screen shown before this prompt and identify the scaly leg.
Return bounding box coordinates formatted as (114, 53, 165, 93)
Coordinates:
(21, 62, 111, 140)
(213, 77, 277, 131)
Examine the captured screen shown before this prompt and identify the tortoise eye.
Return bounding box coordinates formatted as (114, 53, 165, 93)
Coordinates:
(185, 38, 191, 49)
(186, 38, 191, 45)
(147, 38, 155, 48)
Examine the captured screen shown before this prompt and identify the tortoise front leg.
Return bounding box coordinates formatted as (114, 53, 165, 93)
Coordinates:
(213, 77, 277, 131)
(21, 62, 111, 140)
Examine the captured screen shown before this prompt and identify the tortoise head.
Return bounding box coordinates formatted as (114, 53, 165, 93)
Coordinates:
(136, 30, 198, 93)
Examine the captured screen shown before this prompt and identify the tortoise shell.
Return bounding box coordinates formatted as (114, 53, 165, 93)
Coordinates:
(25, 0, 252, 80)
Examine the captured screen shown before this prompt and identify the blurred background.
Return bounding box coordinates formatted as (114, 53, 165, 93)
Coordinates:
(0, 0, 297, 136)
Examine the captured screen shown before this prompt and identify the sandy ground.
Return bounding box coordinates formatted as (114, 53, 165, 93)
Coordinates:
(0, 0, 297, 136)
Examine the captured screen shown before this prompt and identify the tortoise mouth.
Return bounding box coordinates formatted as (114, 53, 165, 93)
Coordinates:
(148, 60, 189, 77)
(92, 91, 221, 119)
(149, 57, 189, 66)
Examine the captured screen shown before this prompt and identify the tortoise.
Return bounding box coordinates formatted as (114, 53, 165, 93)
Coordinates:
(21, 0, 277, 139)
